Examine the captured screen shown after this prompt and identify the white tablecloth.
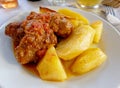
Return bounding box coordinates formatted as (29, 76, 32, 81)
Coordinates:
(0, 0, 50, 26)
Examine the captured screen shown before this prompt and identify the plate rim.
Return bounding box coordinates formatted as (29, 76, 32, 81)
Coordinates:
(0, 6, 120, 88)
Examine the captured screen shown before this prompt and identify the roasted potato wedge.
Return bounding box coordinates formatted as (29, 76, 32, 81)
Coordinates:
(71, 48, 107, 75)
(37, 45, 67, 81)
(40, 7, 56, 13)
(58, 8, 89, 25)
(91, 20, 103, 43)
(56, 25, 95, 60)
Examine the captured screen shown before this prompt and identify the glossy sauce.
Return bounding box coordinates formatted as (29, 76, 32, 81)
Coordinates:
(13, 40, 74, 79)
(22, 63, 39, 77)
(22, 60, 75, 79)
(13, 42, 39, 77)
(13, 42, 105, 80)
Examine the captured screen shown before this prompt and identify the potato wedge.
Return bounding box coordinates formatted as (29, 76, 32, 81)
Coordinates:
(91, 21, 103, 43)
(71, 48, 107, 75)
(58, 8, 89, 25)
(56, 25, 95, 60)
(37, 45, 67, 81)
(40, 7, 56, 13)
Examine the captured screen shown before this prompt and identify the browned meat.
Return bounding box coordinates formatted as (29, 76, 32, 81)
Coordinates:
(50, 13, 73, 38)
(26, 12, 73, 38)
(5, 9, 73, 64)
(39, 7, 73, 38)
(26, 12, 51, 23)
(15, 19, 57, 64)
(5, 22, 25, 47)
(15, 33, 56, 64)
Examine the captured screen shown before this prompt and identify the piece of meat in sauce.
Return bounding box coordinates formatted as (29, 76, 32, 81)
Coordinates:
(15, 19, 57, 64)
(5, 22, 25, 47)
(5, 11, 73, 64)
(50, 13, 73, 38)
(5, 17, 57, 64)
(26, 12, 73, 38)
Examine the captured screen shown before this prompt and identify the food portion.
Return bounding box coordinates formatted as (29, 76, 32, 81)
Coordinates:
(5, 9, 73, 64)
(5, 7, 107, 81)
(71, 48, 107, 75)
(56, 25, 95, 60)
(37, 45, 67, 81)
(91, 20, 103, 43)
(58, 8, 89, 25)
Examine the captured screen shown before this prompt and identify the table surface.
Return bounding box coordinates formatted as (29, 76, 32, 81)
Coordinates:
(0, 0, 50, 26)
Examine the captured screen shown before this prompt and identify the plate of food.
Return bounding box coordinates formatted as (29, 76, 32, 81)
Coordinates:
(0, 6, 120, 88)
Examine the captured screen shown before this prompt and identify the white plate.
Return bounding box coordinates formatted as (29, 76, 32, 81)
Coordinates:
(0, 6, 120, 88)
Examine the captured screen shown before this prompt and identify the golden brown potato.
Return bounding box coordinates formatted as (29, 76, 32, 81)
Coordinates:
(56, 25, 95, 60)
(58, 8, 89, 25)
(91, 20, 103, 43)
(71, 48, 107, 75)
(37, 45, 67, 81)
(40, 7, 56, 13)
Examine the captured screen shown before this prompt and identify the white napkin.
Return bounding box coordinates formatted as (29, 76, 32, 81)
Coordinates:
(106, 14, 120, 25)
(104, 7, 120, 30)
